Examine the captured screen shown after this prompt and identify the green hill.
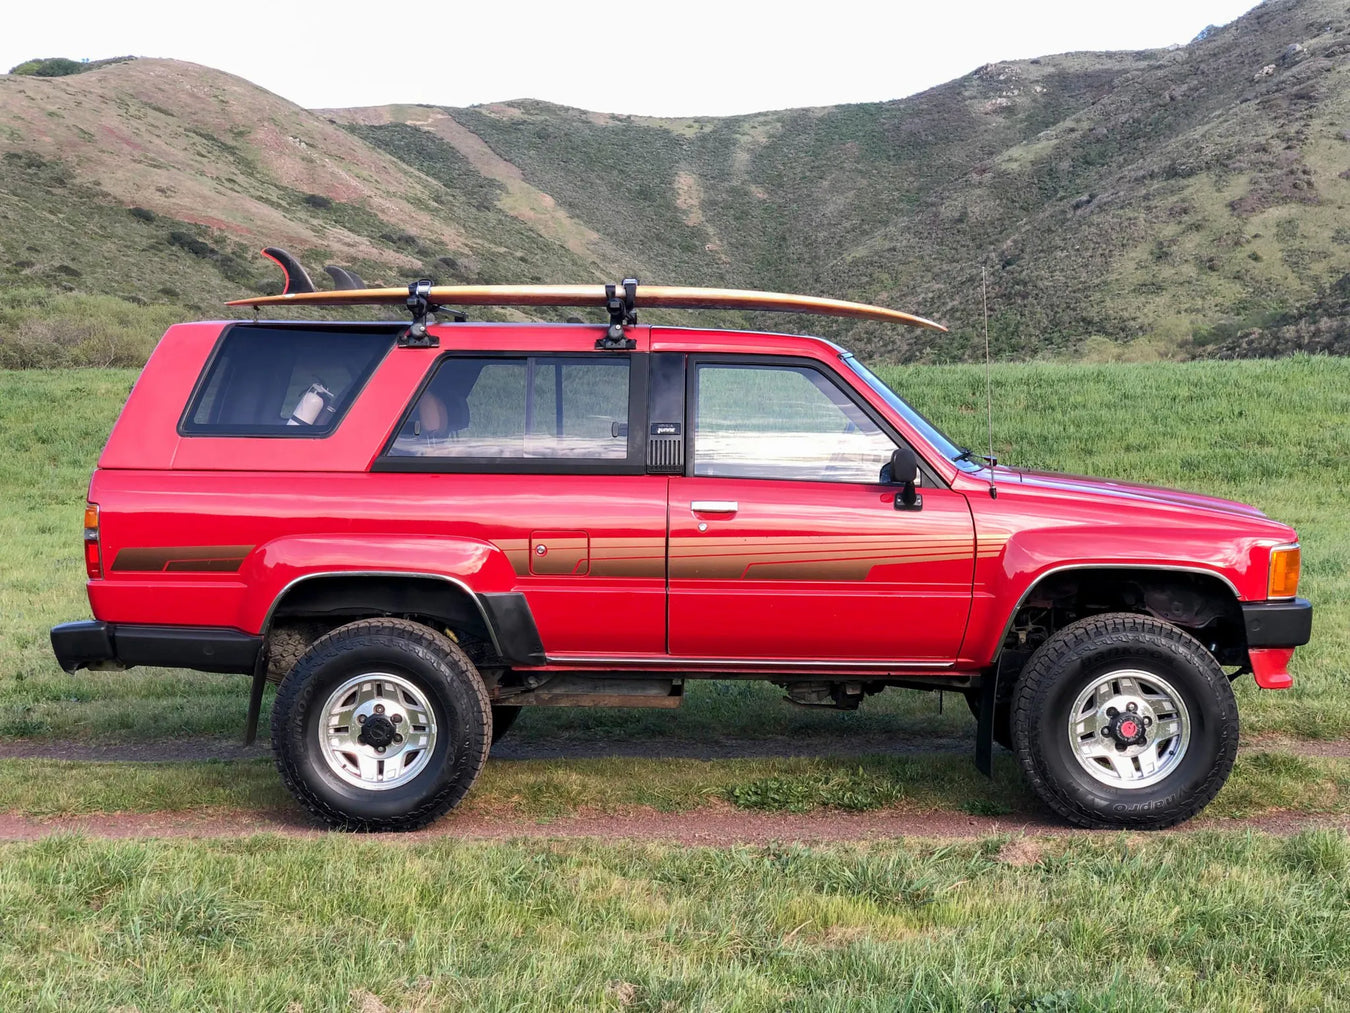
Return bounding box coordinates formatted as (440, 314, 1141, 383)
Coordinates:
(4, 0, 1350, 363)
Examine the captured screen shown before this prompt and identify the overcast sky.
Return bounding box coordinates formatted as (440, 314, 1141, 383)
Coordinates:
(3, 0, 1261, 116)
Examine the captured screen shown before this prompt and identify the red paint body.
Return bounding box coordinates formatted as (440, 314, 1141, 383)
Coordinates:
(81, 320, 1303, 682)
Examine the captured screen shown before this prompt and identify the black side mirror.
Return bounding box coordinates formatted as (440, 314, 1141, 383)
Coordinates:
(890, 447, 923, 511)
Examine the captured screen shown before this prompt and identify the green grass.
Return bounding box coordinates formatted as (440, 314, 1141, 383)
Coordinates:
(1, 357, 1347, 745)
(0, 831, 1348, 1010)
(2, 752, 1345, 823)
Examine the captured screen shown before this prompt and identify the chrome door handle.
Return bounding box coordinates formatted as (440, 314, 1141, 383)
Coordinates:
(691, 500, 738, 514)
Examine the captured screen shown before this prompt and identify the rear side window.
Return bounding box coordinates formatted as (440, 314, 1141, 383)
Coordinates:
(181, 325, 394, 436)
(385, 355, 631, 462)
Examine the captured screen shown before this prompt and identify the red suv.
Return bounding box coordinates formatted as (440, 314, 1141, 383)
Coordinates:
(50, 278, 1312, 832)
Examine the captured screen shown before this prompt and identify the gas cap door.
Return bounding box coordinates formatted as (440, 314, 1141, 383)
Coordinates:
(529, 530, 590, 575)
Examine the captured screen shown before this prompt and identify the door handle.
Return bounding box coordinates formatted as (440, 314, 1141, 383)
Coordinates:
(691, 500, 738, 514)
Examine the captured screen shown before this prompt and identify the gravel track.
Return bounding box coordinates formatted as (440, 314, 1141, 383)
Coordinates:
(1, 803, 1345, 844)
(1, 732, 1344, 763)
(2, 733, 1344, 844)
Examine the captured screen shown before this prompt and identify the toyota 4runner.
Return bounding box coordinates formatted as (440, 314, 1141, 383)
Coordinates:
(49, 278, 1313, 831)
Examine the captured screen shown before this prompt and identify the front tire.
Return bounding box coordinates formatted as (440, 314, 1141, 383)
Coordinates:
(1011, 613, 1238, 830)
(271, 618, 491, 831)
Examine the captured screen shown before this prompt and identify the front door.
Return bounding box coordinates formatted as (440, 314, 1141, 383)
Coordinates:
(667, 359, 975, 663)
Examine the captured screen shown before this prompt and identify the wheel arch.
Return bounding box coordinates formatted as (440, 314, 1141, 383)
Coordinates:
(261, 571, 544, 667)
(992, 564, 1245, 667)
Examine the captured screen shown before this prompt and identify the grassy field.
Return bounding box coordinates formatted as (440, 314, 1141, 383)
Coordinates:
(1, 357, 1346, 746)
(1, 358, 1348, 1010)
(1, 831, 1348, 1010)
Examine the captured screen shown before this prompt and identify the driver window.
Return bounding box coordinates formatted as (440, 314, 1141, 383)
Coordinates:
(693, 363, 898, 482)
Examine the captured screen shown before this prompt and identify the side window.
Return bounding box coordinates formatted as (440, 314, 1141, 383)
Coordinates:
(183, 326, 393, 436)
(693, 362, 897, 483)
(386, 355, 631, 460)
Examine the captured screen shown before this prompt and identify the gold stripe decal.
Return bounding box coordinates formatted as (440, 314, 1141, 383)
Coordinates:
(111, 545, 253, 573)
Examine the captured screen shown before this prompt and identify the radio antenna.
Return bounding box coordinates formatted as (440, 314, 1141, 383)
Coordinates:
(982, 267, 997, 499)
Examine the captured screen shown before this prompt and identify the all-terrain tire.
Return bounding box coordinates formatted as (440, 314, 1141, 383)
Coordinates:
(265, 622, 329, 685)
(271, 618, 491, 831)
(490, 705, 522, 745)
(1011, 613, 1238, 830)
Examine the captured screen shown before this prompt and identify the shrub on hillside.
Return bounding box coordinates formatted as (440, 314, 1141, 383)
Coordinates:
(9, 58, 85, 77)
(8, 55, 134, 76)
(0, 289, 181, 368)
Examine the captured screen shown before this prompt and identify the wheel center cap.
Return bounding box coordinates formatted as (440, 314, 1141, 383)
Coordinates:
(1107, 711, 1148, 746)
(359, 713, 397, 748)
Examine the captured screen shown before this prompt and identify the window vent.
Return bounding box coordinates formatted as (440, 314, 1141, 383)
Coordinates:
(647, 436, 684, 474)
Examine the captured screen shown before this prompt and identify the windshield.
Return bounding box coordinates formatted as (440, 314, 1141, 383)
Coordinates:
(841, 354, 986, 473)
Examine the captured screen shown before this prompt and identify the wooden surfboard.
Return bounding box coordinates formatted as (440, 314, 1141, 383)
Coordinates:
(226, 284, 947, 331)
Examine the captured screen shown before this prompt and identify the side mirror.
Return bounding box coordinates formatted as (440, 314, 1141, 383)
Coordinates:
(890, 448, 918, 484)
(889, 447, 923, 511)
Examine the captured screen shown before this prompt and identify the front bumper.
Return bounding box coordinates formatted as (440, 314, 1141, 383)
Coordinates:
(50, 620, 262, 675)
(1242, 598, 1312, 648)
(1241, 598, 1312, 690)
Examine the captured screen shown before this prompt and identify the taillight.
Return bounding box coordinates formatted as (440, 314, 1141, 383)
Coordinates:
(1268, 544, 1300, 599)
(83, 504, 101, 579)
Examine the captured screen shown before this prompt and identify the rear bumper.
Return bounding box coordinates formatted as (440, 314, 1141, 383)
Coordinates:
(50, 620, 262, 675)
(1242, 598, 1312, 648)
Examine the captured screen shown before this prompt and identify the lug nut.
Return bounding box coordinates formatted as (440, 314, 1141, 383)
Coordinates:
(391, 714, 403, 724)
(374, 704, 385, 715)
(394, 734, 403, 744)
(1126, 702, 1138, 713)
(357, 714, 366, 723)
(1106, 707, 1118, 717)
(376, 746, 385, 754)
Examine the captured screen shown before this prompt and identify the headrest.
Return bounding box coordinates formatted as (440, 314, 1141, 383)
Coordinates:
(416, 394, 448, 434)
(415, 392, 470, 436)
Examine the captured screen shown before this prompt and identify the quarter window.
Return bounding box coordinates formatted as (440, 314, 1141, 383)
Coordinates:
(182, 325, 393, 436)
(693, 363, 896, 482)
(387, 355, 631, 460)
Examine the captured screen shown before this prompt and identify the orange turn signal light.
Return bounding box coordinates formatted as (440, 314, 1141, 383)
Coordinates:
(83, 503, 101, 580)
(1268, 545, 1300, 599)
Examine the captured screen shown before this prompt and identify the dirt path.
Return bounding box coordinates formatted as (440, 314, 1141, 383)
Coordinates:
(1, 803, 1345, 844)
(1, 733, 1345, 763)
(2, 734, 1345, 843)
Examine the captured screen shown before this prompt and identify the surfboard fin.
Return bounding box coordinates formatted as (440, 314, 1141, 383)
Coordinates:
(324, 265, 366, 291)
(260, 247, 317, 295)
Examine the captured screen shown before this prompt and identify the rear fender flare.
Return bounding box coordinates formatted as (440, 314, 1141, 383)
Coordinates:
(238, 534, 523, 645)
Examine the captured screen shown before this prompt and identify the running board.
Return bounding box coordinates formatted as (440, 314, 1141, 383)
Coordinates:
(494, 675, 683, 708)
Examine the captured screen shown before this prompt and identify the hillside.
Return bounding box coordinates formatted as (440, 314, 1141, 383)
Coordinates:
(4, 0, 1350, 363)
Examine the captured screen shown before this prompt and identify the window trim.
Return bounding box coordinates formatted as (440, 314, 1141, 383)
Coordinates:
(372, 350, 649, 475)
(178, 321, 401, 439)
(683, 354, 946, 487)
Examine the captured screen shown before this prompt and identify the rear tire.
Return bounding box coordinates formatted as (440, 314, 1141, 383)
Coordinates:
(271, 618, 491, 831)
(1011, 613, 1238, 830)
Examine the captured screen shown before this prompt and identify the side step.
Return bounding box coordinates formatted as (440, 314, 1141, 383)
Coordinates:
(496, 676, 683, 709)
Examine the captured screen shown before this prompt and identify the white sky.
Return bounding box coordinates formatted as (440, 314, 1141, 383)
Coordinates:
(3, 0, 1261, 116)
